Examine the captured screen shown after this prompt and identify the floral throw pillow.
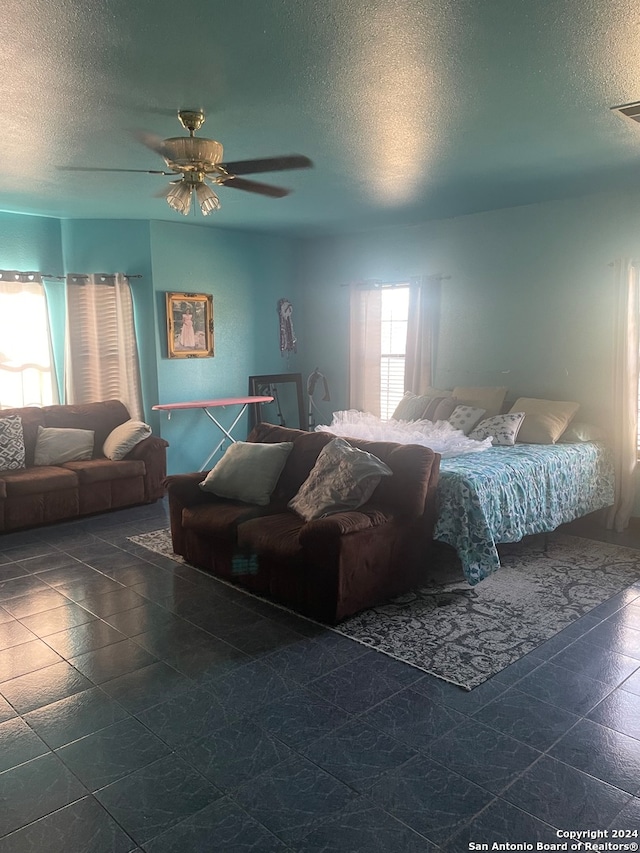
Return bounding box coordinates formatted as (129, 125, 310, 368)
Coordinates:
(448, 405, 486, 435)
(469, 412, 526, 446)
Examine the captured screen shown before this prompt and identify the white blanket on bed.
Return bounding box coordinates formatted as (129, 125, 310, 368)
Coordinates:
(316, 410, 493, 458)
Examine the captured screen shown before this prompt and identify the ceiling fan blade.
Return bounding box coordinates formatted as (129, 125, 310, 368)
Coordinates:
(134, 131, 172, 159)
(219, 155, 312, 175)
(58, 166, 173, 175)
(221, 176, 291, 198)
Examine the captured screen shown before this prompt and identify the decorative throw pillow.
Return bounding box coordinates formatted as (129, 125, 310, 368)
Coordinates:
(199, 441, 293, 506)
(448, 405, 486, 435)
(0, 415, 26, 471)
(288, 437, 392, 521)
(34, 426, 95, 466)
(470, 412, 526, 446)
(103, 419, 152, 461)
(391, 392, 432, 422)
(509, 397, 580, 444)
(452, 386, 508, 419)
(558, 422, 607, 443)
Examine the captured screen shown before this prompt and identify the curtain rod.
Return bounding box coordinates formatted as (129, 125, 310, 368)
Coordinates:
(0, 271, 143, 281)
(56, 273, 143, 281)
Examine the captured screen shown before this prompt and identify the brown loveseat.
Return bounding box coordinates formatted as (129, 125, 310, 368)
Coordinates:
(0, 400, 168, 532)
(165, 422, 440, 623)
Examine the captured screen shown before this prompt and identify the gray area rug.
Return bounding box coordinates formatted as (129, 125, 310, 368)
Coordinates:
(129, 529, 640, 690)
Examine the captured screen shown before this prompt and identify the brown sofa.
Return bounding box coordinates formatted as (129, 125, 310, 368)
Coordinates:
(165, 422, 440, 623)
(0, 400, 168, 533)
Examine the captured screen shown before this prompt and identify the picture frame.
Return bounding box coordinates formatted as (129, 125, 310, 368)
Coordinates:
(166, 292, 214, 358)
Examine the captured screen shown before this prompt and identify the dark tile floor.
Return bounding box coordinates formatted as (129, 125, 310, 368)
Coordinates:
(0, 502, 639, 852)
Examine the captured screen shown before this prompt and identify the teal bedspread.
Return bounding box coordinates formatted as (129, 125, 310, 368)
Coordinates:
(434, 441, 615, 584)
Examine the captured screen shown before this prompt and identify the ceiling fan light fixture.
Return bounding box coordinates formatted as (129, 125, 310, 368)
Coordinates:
(165, 180, 193, 215)
(196, 182, 221, 215)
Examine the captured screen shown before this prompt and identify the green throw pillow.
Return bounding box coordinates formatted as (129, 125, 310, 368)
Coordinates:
(199, 440, 293, 506)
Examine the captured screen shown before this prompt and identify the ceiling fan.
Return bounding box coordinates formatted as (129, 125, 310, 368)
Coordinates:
(61, 109, 313, 216)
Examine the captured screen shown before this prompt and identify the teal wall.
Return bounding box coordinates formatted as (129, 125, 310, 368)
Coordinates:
(149, 220, 299, 473)
(0, 212, 62, 271)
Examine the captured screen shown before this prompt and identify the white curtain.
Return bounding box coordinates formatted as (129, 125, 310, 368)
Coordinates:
(404, 274, 440, 395)
(65, 273, 144, 420)
(606, 259, 639, 532)
(0, 271, 58, 408)
(349, 284, 382, 416)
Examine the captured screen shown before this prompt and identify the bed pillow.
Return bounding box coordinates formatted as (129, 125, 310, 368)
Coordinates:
(422, 396, 460, 422)
(288, 437, 392, 521)
(0, 415, 26, 471)
(448, 405, 486, 435)
(34, 426, 95, 465)
(469, 412, 525, 446)
(391, 392, 432, 422)
(558, 422, 607, 443)
(452, 386, 508, 419)
(103, 419, 152, 461)
(510, 397, 580, 444)
(199, 441, 293, 506)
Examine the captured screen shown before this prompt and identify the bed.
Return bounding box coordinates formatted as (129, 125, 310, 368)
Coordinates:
(317, 410, 615, 586)
(435, 441, 614, 584)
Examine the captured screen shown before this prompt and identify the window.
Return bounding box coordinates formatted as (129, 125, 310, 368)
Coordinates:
(349, 281, 410, 418)
(380, 286, 410, 419)
(0, 272, 57, 408)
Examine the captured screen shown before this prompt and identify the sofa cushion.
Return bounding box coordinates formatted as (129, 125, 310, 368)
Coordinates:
(199, 441, 294, 506)
(1, 466, 78, 496)
(61, 458, 146, 484)
(103, 419, 152, 461)
(247, 424, 333, 501)
(42, 400, 131, 456)
(182, 502, 267, 537)
(237, 513, 305, 559)
(34, 426, 95, 465)
(0, 414, 26, 471)
(288, 438, 392, 521)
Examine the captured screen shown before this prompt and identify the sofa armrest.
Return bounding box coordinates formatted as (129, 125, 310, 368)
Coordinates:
(299, 507, 391, 548)
(125, 435, 169, 501)
(164, 471, 211, 505)
(126, 435, 169, 458)
(165, 471, 221, 555)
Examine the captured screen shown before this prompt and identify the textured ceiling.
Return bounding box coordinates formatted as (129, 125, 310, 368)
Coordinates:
(2, 0, 640, 235)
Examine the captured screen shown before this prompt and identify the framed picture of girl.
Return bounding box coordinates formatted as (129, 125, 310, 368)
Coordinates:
(166, 292, 214, 358)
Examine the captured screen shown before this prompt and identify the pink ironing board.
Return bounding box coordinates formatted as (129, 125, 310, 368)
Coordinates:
(153, 396, 273, 470)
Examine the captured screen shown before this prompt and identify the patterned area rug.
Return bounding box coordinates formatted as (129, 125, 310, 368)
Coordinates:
(129, 529, 640, 690)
